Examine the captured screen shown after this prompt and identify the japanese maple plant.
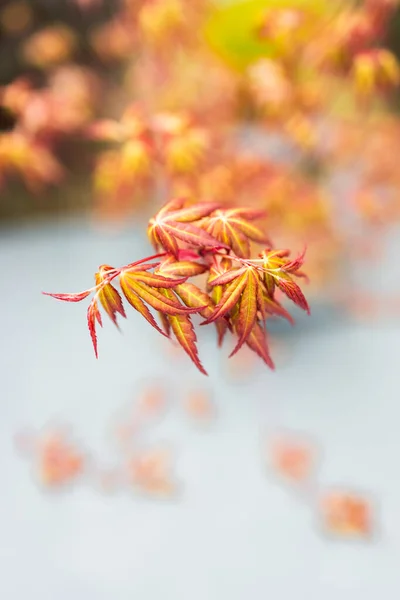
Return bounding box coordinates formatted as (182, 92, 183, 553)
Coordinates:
(43, 198, 309, 375)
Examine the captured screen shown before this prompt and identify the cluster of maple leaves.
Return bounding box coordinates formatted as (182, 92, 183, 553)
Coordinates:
(89, 107, 213, 216)
(0, 69, 101, 192)
(248, 1, 400, 149)
(44, 198, 309, 374)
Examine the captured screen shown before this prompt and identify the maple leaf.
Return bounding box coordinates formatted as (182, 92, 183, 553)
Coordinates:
(119, 276, 169, 339)
(87, 298, 102, 358)
(118, 266, 208, 362)
(229, 267, 258, 357)
(43, 290, 92, 302)
(155, 260, 221, 371)
(201, 261, 257, 356)
(119, 271, 198, 316)
(147, 198, 227, 258)
(157, 254, 208, 278)
(43, 257, 206, 360)
(93, 263, 197, 356)
(95, 265, 126, 327)
(206, 261, 232, 346)
(175, 280, 229, 345)
(203, 269, 249, 324)
(158, 311, 171, 337)
(244, 321, 275, 369)
(202, 208, 270, 258)
(257, 283, 295, 324)
(257, 248, 310, 313)
(201, 258, 297, 365)
(203, 265, 262, 357)
(159, 287, 208, 375)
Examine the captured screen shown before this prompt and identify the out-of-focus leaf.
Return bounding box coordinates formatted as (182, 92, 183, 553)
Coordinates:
(203, 0, 326, 72)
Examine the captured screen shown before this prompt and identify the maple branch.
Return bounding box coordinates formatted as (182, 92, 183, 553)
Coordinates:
(44, 200, 310, 374)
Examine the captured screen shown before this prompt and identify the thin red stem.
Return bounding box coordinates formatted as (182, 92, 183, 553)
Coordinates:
(123, 252, 168, 269)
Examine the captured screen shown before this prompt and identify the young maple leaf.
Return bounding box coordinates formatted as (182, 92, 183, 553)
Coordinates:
(201, 265, 260, 361)
(95, 265, 126, 327)
(118, 266, 207, 369)
(257, 248, 310, 313)
(154, 257, 214, 375)
(156, 253, 209, 278)
(158, 286, 208, 375)
(177, 279, 230, 348)
(206, 260, 233, 346)
(44, 259, 204, 362)
(147, 198, 227, 258)
(118, 270, 188, 339)
(201, 253, 303, 366)
(244, 321, 275, 369)
(202, 207, 270, 258)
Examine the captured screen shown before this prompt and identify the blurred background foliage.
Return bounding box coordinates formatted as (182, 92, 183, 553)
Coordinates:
(1, 0, 400, 225)
(0, 0, 118, 83)
(0, 0, 117, 222)
(204, 0, 327, 71)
